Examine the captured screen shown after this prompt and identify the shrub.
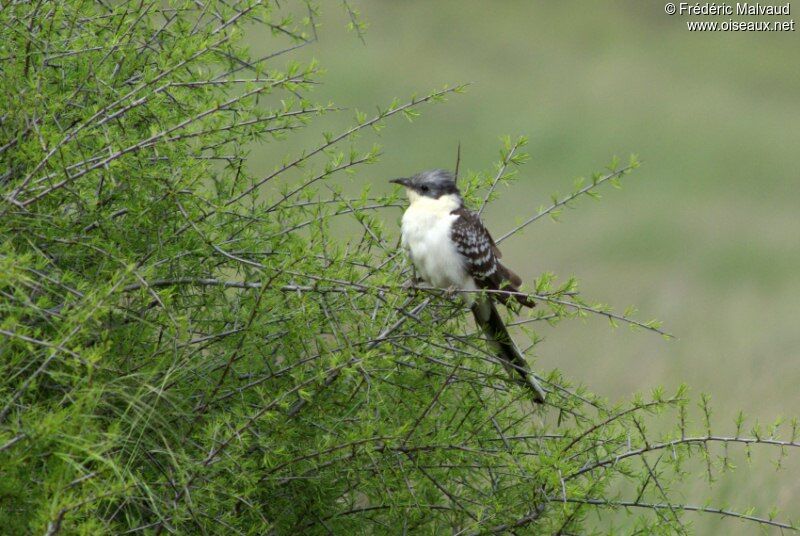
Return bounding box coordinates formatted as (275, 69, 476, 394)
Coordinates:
(1, 1, 796, 533)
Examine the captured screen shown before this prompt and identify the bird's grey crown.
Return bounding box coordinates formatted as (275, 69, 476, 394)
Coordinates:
(414, 168, 454, 185)
(400, 169, 460, 199)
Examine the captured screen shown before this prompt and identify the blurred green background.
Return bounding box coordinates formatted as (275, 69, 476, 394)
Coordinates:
(249, 1, 800, 530)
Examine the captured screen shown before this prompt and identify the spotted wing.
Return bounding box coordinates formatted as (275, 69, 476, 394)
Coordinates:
(449, 207, 502, 284)
(450, 207, 532, 307)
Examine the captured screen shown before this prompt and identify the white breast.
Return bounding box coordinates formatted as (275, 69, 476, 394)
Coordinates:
(400, 194, 475, 292)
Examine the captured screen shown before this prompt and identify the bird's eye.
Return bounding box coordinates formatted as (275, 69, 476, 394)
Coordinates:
(420, 185, 429, 192)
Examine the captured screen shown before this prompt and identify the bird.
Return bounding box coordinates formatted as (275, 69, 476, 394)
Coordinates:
(390, 169, 546, 403)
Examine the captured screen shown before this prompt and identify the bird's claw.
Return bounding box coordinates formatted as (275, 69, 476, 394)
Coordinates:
(402, 277, 423, 296)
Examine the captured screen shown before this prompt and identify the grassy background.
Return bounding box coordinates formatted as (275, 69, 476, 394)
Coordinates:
(248, 1, 800, 531)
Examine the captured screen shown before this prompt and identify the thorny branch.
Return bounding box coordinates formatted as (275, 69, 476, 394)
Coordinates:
(2, 2, 796, 535)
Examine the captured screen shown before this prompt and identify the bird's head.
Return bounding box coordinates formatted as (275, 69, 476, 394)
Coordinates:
(390, 169, 460, 204)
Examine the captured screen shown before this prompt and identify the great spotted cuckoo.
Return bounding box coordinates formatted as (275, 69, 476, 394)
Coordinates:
(391, 169, 546, 403)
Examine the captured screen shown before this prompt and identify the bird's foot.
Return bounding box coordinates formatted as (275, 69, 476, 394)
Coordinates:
(402, 276, 424, 296)
(443, 285, 459, 299)
(402, 276, 424, 288)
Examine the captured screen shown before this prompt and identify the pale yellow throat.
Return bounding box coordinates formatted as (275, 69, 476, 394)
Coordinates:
(405, 190, 461, 214)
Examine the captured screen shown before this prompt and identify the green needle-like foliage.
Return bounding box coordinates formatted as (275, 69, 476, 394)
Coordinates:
(0, 2, 797, 534)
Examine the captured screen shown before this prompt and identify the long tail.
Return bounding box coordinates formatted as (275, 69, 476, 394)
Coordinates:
(471, 297, 546, 403)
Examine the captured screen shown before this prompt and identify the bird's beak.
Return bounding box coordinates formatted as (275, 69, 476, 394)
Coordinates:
(389, 177, 411, 187)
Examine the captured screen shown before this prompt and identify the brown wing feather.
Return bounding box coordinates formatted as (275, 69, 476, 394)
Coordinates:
(450, 207, 533, 307)
(503, 266, 523, 288)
